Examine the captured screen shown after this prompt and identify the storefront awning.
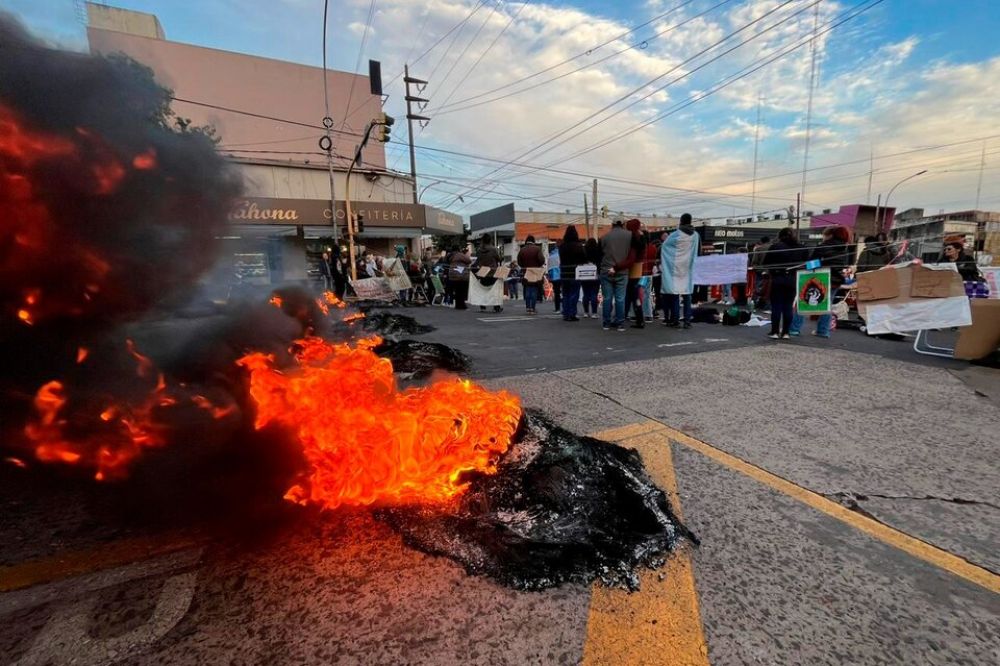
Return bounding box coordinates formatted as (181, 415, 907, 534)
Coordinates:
(227, 197, 464, 235)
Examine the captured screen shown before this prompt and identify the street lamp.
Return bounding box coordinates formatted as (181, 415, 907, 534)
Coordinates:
(418, 179, 463, 204)
(877, 169, 928, 233)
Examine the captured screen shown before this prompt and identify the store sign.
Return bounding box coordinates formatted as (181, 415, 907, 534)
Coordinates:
(229, 197, 447, 230)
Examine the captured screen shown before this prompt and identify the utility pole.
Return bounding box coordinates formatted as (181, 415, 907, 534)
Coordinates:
(866, 144, 874, 204)
(750, 92, 762, 219)
(404, 65, 430, 205)
(592, 178, 598, 232)
(974, 140, 987, 258)
(583, 193, 591, 239)
(800, 1, 821, 205)
(795, 192, 801, 235)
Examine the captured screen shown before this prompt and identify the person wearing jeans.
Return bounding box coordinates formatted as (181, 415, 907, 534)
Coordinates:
(600, 271, 628, 329)
(516, 235, 546, 314)
(789, 225, 849, 338)
(763, 227, 807, 339)
(599, 220, 634, 330)
(666, 293, 692, 325)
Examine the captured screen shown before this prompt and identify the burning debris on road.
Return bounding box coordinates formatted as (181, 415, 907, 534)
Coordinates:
(382, 412, 696, 591)
(0, 14, 691, 593)
(362, 311, 435, 337)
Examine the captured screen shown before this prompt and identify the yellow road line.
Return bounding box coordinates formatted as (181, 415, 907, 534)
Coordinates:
(583, 424, 710, 666)
(0, 533, 201, 593)
(653, 422, 1000, 596)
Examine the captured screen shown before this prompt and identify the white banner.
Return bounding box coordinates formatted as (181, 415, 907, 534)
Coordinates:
(693, 253, 748, 285)
(382, 258, 412, 293)
(864, 296, 973, 335)
(575, 264, 598, 281)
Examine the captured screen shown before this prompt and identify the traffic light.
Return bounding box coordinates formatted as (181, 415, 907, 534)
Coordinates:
(355, 213, 364, 234)
(373, 113, 394, 142)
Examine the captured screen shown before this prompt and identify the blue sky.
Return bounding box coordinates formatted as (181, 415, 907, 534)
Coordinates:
(3, 1, 999, 217)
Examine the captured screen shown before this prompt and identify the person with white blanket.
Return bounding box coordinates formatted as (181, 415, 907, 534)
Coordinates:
(660, 213, 700, 329)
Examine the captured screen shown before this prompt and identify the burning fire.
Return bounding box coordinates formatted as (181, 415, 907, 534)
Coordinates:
(23, 340, 235, 480)
(0, 104, 160, 326)
(238, 337, 522, 508)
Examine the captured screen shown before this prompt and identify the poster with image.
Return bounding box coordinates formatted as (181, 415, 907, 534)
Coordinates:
(796, 268, 832, 314)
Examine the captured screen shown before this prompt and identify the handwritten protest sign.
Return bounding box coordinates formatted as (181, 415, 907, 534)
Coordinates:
(693, 253, 748, 285)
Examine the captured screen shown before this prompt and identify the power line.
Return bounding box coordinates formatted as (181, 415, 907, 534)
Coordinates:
(435, 0, 700, 111)
(434, 0, 731, 116)
(448, 0, 808, 207)
(426, 0, 532, 115)
(338, 0, 378, 133)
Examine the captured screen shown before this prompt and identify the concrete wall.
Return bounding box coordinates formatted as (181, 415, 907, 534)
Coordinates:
(87, 3, 164, 39)
(87, 26, 386, 170)
(237, 162, 411, 203)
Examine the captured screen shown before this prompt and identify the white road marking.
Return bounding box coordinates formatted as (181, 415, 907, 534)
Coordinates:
(9, 549, 202, 666)
(703, 338, 730, 343)
(658, 342, 696, 348)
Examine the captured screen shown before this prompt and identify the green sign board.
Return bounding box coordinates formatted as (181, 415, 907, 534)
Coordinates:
(796, 268, 832, 314)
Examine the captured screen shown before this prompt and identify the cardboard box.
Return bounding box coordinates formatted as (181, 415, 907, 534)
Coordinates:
(954, 299, 1000, 360)
(856, 268, 900, 302)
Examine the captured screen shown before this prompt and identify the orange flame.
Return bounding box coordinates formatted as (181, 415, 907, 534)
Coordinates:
(76, 347, 89, 363)
(269, 295, 283, 308)
(24, 341, 235, 481)
(132, 148, 157, 170)
(237, 337, 522, 508)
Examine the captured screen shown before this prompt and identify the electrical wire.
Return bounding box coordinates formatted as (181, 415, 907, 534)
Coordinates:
(434, 0, 733, 116)
(447, 0, 808, 208)
(426, 0, 533, 115)
(339, 0, 378, 134)
(436, 0, 700, 111)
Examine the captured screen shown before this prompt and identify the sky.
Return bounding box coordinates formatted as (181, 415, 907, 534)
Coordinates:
(3, 0, 1000, 221)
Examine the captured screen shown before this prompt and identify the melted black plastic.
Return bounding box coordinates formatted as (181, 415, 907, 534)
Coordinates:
(372, 339, 470, 379)
(380, 411, 696, 591)
(362, 312, 435, 337)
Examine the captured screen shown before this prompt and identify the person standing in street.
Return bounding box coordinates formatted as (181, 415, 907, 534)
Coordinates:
(790, 225, 850, 338)
(599, 219, 633, 331)
(857, 235, 892, 273)
(623, 220, 648, 328)
(763, 227, 807, 339)
(661, 213, 700, 329)
(318, 250, 333, 292)
(547, 243, 562, 312)
(582, 237, 602, 318)
(517, 235, 546, 314)
(448, 244, 472, 310)
(558, 225, 586, 322)
(474, 236, 503, 313)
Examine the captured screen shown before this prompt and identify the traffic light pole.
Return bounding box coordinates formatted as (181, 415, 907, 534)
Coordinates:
(345, 122, 378, 282)
(404, 65, 430, 205)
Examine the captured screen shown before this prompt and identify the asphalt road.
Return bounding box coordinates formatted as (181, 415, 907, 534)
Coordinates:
(1, 301, 998, 665)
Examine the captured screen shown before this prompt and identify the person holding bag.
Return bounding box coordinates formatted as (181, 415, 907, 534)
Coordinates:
(517, 235, 546, 314)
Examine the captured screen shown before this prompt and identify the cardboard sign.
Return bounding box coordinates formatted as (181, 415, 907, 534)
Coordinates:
(575, 264, 598, 281)
(476, 266, 491, 278)
(856, 268, 900, 302)
(351, 277, 395, 300)
(796, 268, 831, 314)
(523, 267, 545, 283)
(494, 266, 511, 280)
(911, 265, 962, 298)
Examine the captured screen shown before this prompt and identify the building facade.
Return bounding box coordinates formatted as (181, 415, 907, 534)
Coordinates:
(891, 208, 999, 262)
(86, 3, 462, 284)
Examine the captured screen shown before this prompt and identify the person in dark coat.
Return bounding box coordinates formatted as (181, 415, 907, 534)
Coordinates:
(942, 241, 984, 283)
(558, 225, 587, 321)
(517, 235, 546, 314)
(581, 237, 602, 318)
(763, 227, 808, 339)
(447, 245, 472, 310)
(857, 235, 892, 273)
(790, 225, 850, 338)
(474, 237, 504, 312)
(624, 219, 648, 328)
(318, 251, 333, 291)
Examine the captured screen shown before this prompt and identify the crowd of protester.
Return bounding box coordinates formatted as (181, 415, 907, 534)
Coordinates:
(316, 214, 989, 338)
